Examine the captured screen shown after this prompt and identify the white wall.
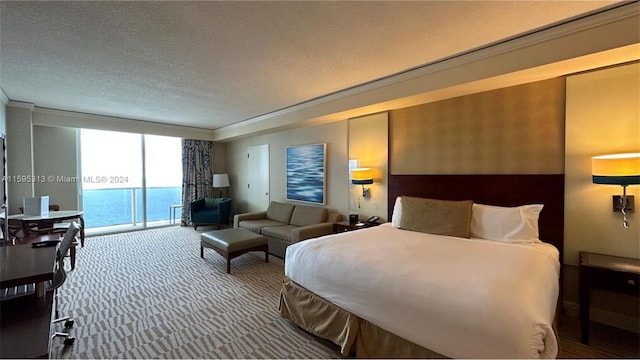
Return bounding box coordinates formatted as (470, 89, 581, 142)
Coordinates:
(6, 104, 35, 213)
(33, 126, 80, 210)
(226, 121, 349, 218)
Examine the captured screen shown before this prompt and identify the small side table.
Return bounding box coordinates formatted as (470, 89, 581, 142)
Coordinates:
(169, 204, 182, 224)
(579, 251, 640, 344)
(333, 221, 379, 233)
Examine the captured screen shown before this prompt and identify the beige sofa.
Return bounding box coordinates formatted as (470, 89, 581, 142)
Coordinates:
(233, 201, 343, 258)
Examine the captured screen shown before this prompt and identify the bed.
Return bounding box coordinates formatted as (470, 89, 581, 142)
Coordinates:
(279, 174, 564, 359)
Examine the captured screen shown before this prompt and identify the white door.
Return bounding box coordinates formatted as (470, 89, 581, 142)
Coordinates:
(247, 144, 270, 212)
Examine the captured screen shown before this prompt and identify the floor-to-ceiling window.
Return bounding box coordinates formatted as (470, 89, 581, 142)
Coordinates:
(80, 129, 182, 232)
(143, 135, 182, 225)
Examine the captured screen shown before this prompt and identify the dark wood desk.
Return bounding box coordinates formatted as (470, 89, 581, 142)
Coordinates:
(0, 242, 58, 358)
(579, 251, 640, 344)
(0, 243, 57, 297)
(8, 210, 85, 247)
(0, 291, 53, 358)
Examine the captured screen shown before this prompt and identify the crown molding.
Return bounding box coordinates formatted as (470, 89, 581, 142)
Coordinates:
(5, 100, 216, 140)
(6, 100, 35, 110)
(32, 107, 215, 141)
(214, 1, 639, 141)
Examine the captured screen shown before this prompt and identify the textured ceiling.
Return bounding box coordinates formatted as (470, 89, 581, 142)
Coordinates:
(0, 1, 623, 130)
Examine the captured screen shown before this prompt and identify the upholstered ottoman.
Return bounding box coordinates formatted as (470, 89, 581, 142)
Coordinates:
(200, 228, 269, 274)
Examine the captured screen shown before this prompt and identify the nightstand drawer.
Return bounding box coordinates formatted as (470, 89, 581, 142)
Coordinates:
(579, 251, 640, 344)
(592, 268, 639, 294)
(586, 264, 640, 296)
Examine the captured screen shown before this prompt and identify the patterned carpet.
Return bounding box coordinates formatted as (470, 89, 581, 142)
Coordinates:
(49, 226, 639, 359)
(50, 226, 340, 359)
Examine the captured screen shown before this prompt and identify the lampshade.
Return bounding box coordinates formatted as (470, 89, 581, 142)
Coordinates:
(592, 152, 640, 185)
(213, 173, 230, 188)
(351, 168, 373, 185)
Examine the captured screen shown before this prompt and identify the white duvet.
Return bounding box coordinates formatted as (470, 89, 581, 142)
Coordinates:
(284, 223, 560, 359)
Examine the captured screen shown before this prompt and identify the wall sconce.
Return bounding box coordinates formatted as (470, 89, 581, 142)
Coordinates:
(212, 173, 230, 198)
(351, 168, 373, 198)
(592, 152, 640, 228)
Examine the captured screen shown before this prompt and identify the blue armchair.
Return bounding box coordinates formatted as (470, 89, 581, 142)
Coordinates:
(190, 197, 232, 230)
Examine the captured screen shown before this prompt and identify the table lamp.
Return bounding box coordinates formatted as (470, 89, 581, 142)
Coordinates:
(213, 174, 230, 198)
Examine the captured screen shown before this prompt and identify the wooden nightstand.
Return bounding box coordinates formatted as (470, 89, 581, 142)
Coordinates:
(333, 221, 378, 233)
(579, 251, 640, 344)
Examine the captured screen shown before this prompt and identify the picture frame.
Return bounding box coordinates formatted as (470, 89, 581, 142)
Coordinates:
(286, 143, 326, 205)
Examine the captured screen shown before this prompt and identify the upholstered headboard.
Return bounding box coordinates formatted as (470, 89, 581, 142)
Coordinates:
(388, 174, 565, 257)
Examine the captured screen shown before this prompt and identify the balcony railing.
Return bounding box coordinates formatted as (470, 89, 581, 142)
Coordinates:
(82, 186, 181, 229)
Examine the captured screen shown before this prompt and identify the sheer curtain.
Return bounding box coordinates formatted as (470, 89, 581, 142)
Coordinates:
(181, 139, 213, 226)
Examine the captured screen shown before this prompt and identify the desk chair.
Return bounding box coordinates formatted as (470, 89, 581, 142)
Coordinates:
(50, 222, 80, 346)
(0, 216, 22, 241)
(48, 221, 79, 271)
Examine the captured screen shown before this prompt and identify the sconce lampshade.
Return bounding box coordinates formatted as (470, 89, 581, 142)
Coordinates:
(592, 153, 640, 185)
(213, 173, 230, 188)
(351, 168, 373, 185)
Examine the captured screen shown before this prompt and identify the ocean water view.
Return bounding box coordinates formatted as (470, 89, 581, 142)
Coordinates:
(83, 187, 181, 228)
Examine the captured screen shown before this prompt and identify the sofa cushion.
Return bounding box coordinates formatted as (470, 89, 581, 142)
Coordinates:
(238, 219, 284, 233)
(290, 205, 327, 227)
(266, 202, 295, 224)
(261, 225, 297, 242)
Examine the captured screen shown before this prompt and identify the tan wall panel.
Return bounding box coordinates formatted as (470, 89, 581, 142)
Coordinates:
(564, 62, 639, 266)
(390, 78, 565, 174)
(348, 112, 389, 222)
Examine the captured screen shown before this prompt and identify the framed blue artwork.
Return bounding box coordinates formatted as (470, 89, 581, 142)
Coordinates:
(286, 143, 326, 204)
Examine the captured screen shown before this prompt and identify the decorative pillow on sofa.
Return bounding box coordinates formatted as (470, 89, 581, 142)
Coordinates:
(266, 202, 295, 224)
(470, 203, 543, 243)
(399, 196, 473, 238)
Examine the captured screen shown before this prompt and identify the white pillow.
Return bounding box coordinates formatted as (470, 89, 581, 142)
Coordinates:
(391, 196, 402, 227)
(470, 203, 543, 243)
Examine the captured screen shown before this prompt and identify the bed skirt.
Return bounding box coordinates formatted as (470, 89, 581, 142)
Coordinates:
(278, 277, 446, 358)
